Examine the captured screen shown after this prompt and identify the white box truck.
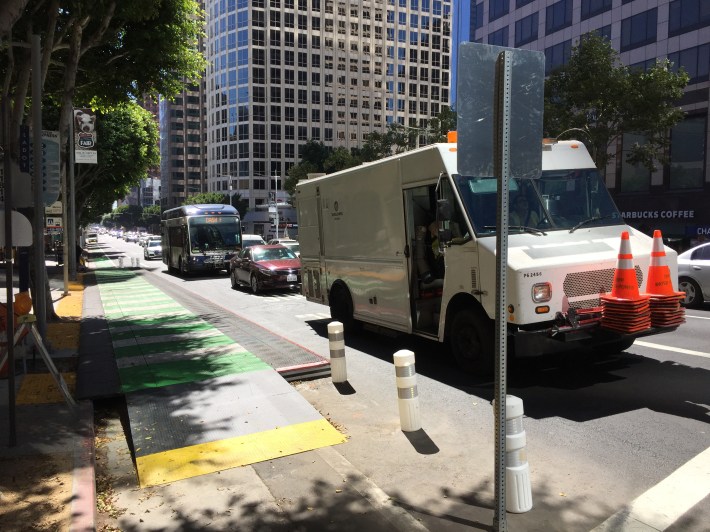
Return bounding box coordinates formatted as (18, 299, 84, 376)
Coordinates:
(296, 137, 680, 374)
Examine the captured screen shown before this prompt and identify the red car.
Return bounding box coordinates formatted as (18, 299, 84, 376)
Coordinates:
(229, 244, 301, 294)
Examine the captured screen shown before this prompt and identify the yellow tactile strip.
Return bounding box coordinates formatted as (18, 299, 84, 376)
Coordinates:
(17, 274, 85, 404)
(16, 372, 77, 404)
(135, 418, 347, 487)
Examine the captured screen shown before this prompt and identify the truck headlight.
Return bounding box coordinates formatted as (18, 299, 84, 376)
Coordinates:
(532, 283, 551, 303)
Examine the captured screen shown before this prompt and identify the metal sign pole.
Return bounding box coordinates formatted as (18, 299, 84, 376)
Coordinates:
(62, 112, 72, 295)
(31, 34, 47, 337)
(3, 93, 18, 447)
(493, 50, 513, 532)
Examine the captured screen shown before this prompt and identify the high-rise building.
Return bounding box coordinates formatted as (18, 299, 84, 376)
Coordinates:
(159, 82, 208, 210)
(205, 0, 453, 210)
(454, 0, 710, 247)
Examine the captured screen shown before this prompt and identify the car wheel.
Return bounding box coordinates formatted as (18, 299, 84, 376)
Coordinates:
(679, 277, 703, 308)
(250, 274, 260, 294)
(448, 308, 494, 376)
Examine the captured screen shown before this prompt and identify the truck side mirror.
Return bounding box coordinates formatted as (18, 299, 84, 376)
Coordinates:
(437, 198, 452, 221)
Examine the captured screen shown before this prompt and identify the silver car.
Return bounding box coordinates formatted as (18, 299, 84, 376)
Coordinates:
(678, 242, 710, 308)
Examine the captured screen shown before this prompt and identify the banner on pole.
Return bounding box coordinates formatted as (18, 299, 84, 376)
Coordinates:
(73, 108, 98, 164)
(41, 130, 61, 205)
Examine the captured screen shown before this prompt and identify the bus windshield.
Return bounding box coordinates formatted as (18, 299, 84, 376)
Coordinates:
(454, 168, 625, 236)
(188, 215, 241, 252)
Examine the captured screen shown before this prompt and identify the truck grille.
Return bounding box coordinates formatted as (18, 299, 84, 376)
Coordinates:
(563, 266, 644, 309)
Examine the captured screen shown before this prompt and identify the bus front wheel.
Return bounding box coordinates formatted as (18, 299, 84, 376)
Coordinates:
(449, 308, 494, 376)
(179, 256, 189, 276)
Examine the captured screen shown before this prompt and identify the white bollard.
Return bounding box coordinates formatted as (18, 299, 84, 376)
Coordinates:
(328, 321, 347, 383)
(118, 257, 124, 268)
(505, 395, 533, 513)
(393, 350, 421, 432)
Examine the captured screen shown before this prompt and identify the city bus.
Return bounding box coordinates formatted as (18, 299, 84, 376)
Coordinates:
(161, 204, 242, 275)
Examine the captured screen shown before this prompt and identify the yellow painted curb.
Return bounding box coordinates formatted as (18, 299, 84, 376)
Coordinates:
(136, 418, 347, 487)
(16, 372, 76, 404)
(54, 291, 83, 318)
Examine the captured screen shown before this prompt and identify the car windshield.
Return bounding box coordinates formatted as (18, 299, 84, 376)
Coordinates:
(454, 168, 625, 236)
(148, 241, 161, 248)
(252, 247, 297, 261)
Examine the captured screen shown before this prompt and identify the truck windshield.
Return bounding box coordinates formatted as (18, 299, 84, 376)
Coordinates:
(453, 168, 624, 236)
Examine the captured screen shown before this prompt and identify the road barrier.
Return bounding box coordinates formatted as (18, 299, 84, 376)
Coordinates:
(328, 321, 347, 383)
(503, 395, 532, 513)
(393, 350, 421, 432)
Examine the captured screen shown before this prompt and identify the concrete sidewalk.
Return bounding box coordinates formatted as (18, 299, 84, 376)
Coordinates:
(0, 264, 95, 532)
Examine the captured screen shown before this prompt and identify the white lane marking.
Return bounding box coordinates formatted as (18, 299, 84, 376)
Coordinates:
(685, 314, 710, 320)
(592, 446, 710, 531)
(634, 340, 710, 360)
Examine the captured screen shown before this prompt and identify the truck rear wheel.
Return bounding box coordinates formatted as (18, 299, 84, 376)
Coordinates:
(449, 308, 494, 376)
(329, 284, 357, 332)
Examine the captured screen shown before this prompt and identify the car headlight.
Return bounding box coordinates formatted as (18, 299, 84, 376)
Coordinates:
(532, 282, 552, 303)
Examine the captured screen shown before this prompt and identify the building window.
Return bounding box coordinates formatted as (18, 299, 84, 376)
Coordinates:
(620, 8, 657, 52)
(488, 0, 509, 23)
(544, 39, 571, 75)
(546, 0, 573, 36)
(669, 44, 710, 84)
(581, 0, 612, 21)
(619, 133, 651, 193)
(669, 0, 710, 38)
(515, 12, 538, 47)
(669, 114, 707, 190)
(488, 26, 508, 47)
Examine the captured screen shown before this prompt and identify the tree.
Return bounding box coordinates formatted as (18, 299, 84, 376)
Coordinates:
(112, 204, 142, 230)
(140, 205, 161, 233)
(544, 34, 688, 172)
(74, 102, 159, 226)
(184, 192, 226, 206)
(1, 0, 204, 322)
(428, 106, 457, 142)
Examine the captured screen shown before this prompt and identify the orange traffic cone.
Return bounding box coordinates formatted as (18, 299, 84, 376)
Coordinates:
(609, 231, 642, 300)
(644, 230, 684, 297)
(644, 229, 685, 328)
(601, 231, 651, 334)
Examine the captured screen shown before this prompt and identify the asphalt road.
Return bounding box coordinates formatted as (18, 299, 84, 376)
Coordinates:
(107, 236, 710, 531)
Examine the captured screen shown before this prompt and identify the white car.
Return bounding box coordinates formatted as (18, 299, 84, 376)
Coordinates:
(678, 242, 710, 308)
(267, 238, 299, 256)
(241, 234, 266, 249)
(144, 239, 162, 260)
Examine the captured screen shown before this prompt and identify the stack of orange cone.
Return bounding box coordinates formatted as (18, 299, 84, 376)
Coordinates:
(600, 231, 651, 334)
(643, 230, 685, 328)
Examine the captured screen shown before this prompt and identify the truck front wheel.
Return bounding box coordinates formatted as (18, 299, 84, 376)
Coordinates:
(449, 309, 494, 376)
